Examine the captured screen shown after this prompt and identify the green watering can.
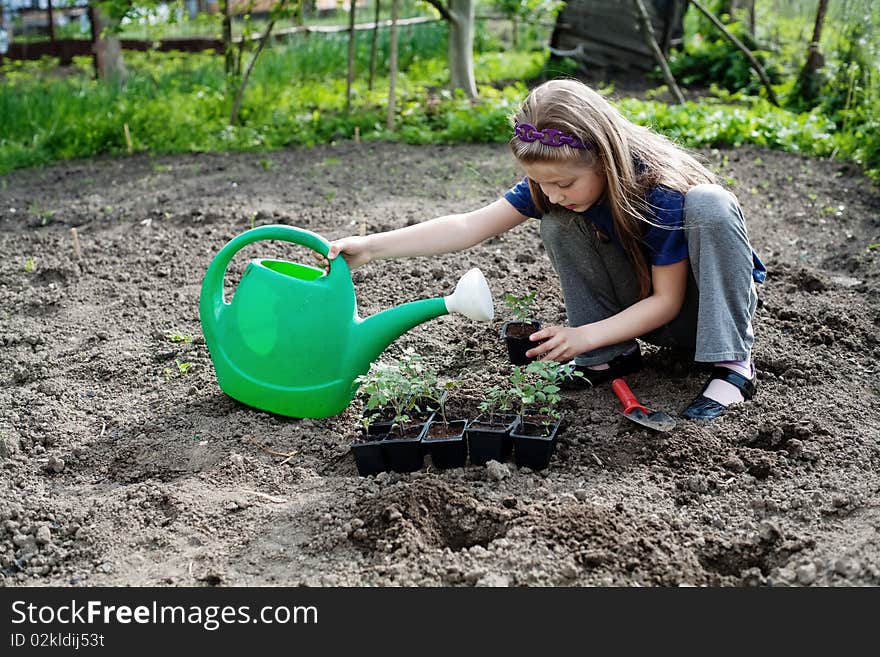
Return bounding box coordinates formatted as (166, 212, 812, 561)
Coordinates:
(199, 225, 494, 419)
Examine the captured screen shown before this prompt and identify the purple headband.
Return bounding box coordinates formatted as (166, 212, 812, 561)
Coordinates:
(513, 122, 589, 149)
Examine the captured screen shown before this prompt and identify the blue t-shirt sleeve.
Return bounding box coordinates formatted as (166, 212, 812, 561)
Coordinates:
(642, 187, 689, 266)
(503, 177, 540, 218)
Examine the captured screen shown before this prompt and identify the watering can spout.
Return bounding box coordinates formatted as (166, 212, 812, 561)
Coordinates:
(355, 267, 494, 364)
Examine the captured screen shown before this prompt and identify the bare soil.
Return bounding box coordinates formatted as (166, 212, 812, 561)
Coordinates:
(1, 141, 878, 587)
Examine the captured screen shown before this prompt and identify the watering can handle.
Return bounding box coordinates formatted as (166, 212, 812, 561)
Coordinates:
(200, 224, 350, 320)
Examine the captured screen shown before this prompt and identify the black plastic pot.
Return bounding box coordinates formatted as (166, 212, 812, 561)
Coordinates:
(500, 321, 542, 365)
(382, 422, 429, 473)
(422, 419, 468, 469)
(511, 414, 562, 470)
(466, 413, 518, 465)
(351, 434, 388, 477)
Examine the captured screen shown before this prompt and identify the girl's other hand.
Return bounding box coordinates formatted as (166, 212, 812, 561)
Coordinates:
(326, 235, 373, 269)
(525, 325, 591, 363)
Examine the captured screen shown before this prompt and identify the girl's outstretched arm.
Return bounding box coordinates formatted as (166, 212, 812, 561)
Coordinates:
(526, 260, 690, 362)
(327, 199, 528, 268)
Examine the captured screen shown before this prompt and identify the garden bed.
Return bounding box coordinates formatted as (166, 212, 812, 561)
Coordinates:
(0, 141, 878, 586)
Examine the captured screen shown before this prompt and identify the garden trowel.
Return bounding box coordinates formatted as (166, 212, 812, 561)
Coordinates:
(611, 378, 676, 432)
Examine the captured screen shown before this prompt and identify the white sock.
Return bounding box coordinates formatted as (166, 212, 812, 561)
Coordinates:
(702, 359, 753, 407)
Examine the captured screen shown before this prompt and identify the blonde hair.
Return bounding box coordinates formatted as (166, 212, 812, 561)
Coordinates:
(510, 78, 716, 298)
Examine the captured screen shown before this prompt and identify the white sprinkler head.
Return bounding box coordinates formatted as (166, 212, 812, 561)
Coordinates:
(444, 268, 494, 322)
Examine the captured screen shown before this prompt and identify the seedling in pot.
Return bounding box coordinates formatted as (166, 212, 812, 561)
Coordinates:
(467, 384, 518, 466)
(353, 353, 430, 473)
(477, 384, 515, 425)
(500, 292, 542, 365)
(507, 361, 580, 470)
(414, 363, 468, 469)
(504, 292, 536, 323)
(355, 360, 417, 436)
(511, 361, 583, 419)
(351, 414, 388, 477)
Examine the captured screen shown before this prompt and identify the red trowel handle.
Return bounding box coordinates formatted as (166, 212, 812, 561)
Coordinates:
(611, 378, 648, 415)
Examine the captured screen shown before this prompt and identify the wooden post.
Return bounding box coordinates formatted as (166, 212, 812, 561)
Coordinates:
(632, 0, 685, 104)
(386, 0, 398, 131)
(0, 7, 6, 67)
(47, 0, 56, 46)
(688, 0, 778, 106)
(345, 0, 357, 112)
(796, 0, 829, 103)
(368, 0, 381, 90)
(70, 228, 82, 261)
(87, 4, 98, 80)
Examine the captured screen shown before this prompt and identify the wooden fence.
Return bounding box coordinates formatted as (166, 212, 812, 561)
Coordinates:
(2, 15, 440, 64)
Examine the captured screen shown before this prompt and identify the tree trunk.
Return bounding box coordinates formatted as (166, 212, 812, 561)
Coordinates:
(796, 0, 829, 104)
(47, 0, 55, 44)
(632, 0, 685, 104)
(688, 0, 778, 106)
(368, 0, 381, 90)
(229, 0, 290, 125)
(222, 0, 234, 80)
(90, 5, 126, 82)
(660, 0, 684, 56)
(346, 0, 357, 112)
(447, 0, 477, 98)
(386, 0, 398, 130)
(746, 0, 755, 38)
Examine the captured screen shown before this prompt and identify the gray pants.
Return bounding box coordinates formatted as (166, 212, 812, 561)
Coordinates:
(539, 184, 759, 365)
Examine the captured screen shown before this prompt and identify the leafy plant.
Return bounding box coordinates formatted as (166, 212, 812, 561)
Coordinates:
(478, 384, 515, 422)
(503, 291, 537, 323)
(355, 352, 427, 436)
(506, 361, 582, 429)
(398, 349, 458, 425)
(167, 331, 194, 343)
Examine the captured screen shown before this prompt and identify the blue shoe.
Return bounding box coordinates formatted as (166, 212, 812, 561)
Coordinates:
(682, 367, 757, 421)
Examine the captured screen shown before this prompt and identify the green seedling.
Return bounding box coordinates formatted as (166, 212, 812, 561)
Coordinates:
(163, 361, 193, 381)
(359, 414, 375, 435)
(29, 204, 55, 226)
(355, 361, 418, 436)
(508, 361, 580, 430)
(478, 384, 514, 423)
(168, 331, 194, 343)
(152, 164, 172, 173)
(258, 158, 273, 171)
(503, 292, 537, 323)
(23, 256, 36, 273)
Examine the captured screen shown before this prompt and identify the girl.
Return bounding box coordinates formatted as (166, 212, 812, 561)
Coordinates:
(328, 79, 765, 421)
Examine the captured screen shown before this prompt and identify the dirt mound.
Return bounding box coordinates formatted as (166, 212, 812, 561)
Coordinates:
(1, 142, 878, 586)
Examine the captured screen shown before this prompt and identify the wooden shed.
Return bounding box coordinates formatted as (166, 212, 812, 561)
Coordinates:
(551, 0, 687, 75)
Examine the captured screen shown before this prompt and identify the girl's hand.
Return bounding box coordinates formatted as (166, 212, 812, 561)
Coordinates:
(326, 235, 373, 269)
(525, 325, 592, 363)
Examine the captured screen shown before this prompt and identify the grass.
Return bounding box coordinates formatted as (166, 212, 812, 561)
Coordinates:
(1, 8, 878, 181)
